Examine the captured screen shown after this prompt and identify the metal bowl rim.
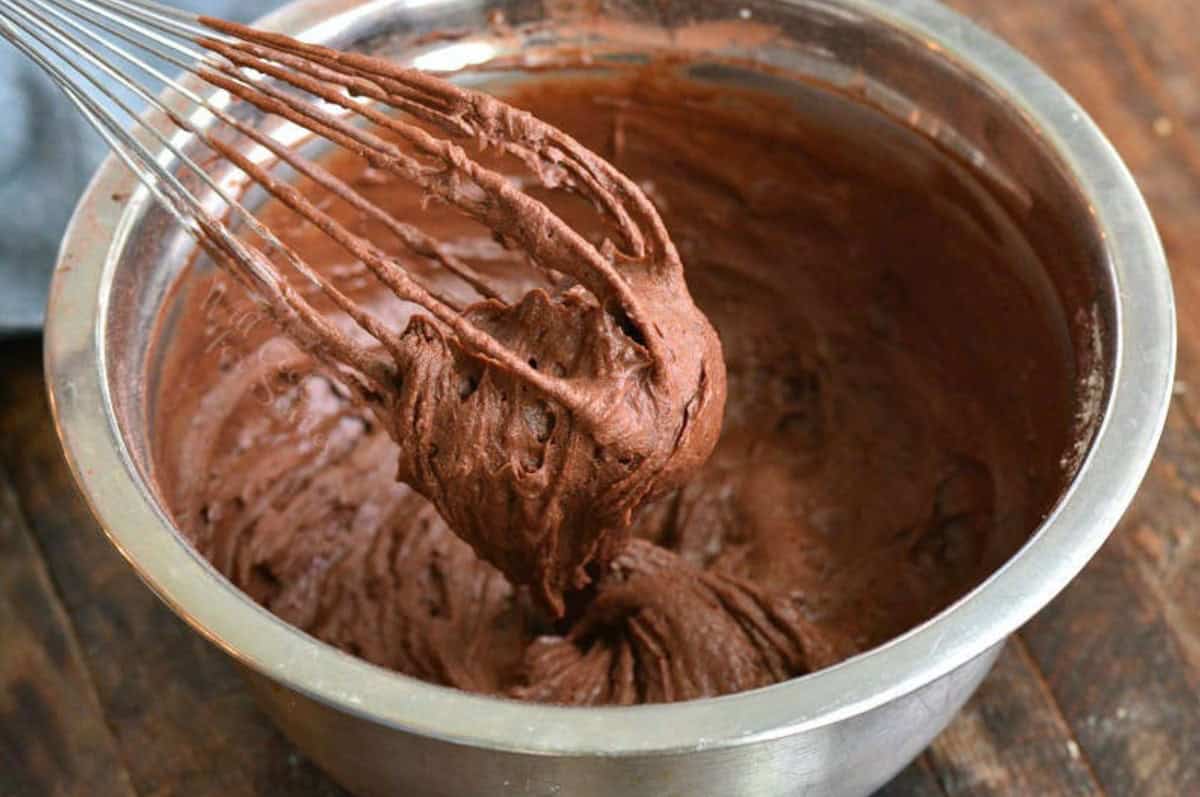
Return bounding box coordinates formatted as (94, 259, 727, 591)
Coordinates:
(44, 0, 1175, 756)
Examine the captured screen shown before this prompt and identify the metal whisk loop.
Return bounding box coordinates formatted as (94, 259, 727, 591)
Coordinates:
(0, 0, 680, 422)
(0, 0, 401, 396)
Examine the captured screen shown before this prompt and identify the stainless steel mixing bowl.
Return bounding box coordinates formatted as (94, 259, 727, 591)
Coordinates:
(45, 0, 1175, 794)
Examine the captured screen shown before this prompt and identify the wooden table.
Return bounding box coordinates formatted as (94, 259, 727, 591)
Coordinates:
(2, 1, 1198, 794)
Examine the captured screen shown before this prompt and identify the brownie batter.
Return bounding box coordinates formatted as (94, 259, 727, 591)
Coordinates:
(189, 21, 727, 617)
(151, 66, 1077, 704)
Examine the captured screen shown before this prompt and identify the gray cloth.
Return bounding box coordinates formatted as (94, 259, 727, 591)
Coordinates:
(0, 0, 281, 336)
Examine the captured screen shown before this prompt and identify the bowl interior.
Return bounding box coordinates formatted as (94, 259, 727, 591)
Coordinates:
(50, 0, 1169, 755)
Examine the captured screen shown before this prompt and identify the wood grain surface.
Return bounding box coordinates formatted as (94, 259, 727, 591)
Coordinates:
(1, 1, 1197, 794)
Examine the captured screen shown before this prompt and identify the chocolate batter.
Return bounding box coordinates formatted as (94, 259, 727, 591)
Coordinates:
(185, 20, 728, 618)
(151, 66, 1077, 704)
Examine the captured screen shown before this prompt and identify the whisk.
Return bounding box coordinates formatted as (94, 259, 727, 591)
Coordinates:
(0, 0, 726, 615)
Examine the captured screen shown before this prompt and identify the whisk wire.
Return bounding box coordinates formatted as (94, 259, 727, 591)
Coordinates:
(0, 0, 416, 396)
(0, 3, 227, 262)
(36, 0, 506, 310)
(0, 0, 680, 425)
(6, 1, 364, 333)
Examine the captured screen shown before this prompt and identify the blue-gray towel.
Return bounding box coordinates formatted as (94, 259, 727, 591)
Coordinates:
(0, 0, 281, 336)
